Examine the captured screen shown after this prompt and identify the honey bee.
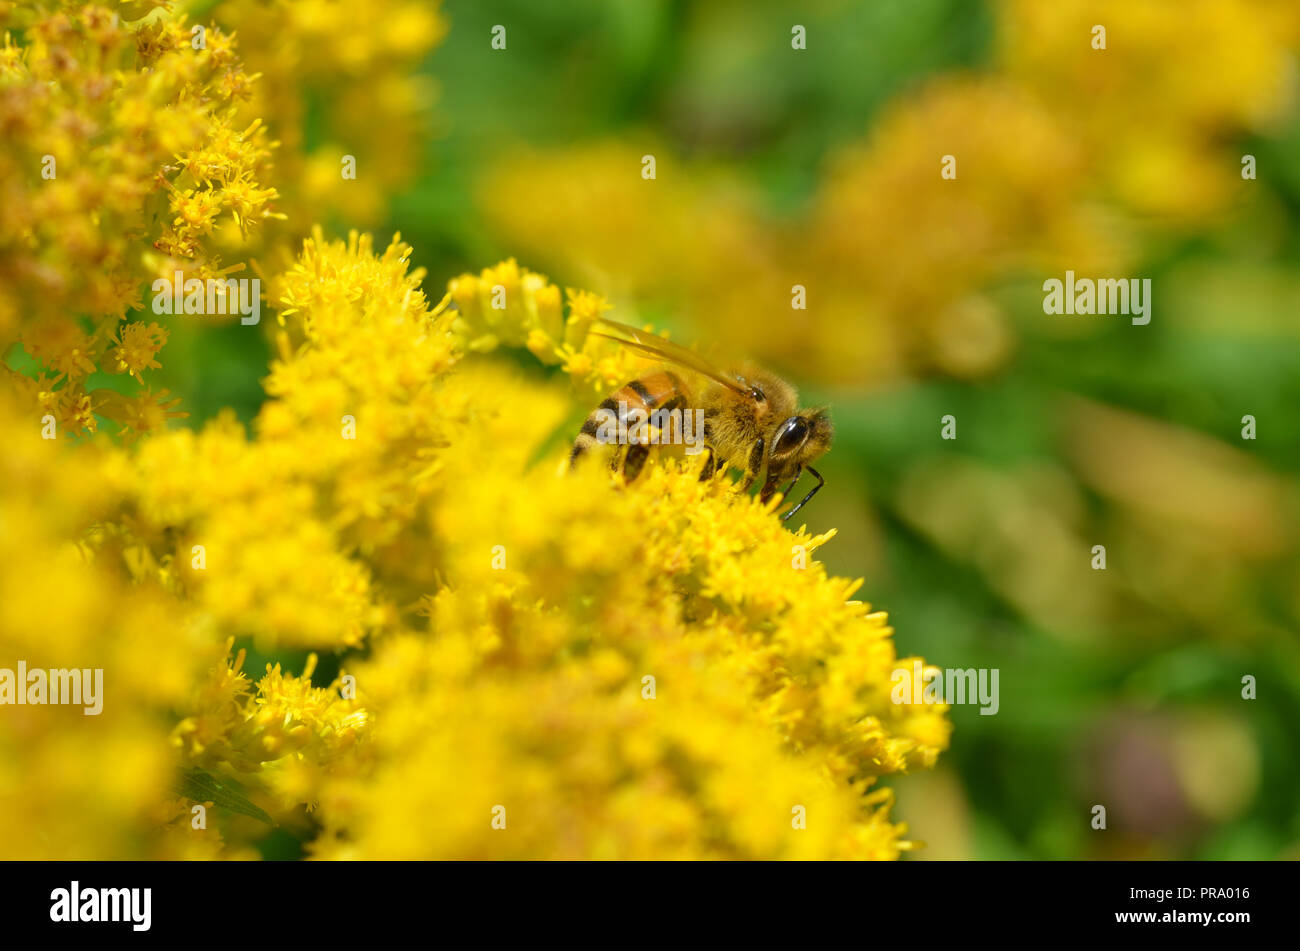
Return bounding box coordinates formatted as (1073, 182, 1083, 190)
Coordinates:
(570, 317, 833, 522)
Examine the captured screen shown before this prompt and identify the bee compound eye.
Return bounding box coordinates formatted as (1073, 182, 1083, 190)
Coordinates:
(774, 416, 809, 454)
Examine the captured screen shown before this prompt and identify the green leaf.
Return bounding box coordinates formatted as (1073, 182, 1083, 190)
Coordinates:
(177, 768, 276, 826)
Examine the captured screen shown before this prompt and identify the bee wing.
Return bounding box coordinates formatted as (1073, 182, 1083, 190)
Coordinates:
(590, 317, 750, 396)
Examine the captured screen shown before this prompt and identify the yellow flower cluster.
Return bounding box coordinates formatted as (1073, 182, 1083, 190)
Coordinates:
(297, 244, 945, 858)
(175, 647, 367, 774)
(0, 4, 276, 435)
(2, 229, 947, 858)
(0, 377, 382, 857)
(446, 256, 657, 398)
(1, 1, 944, 858)
(0, 387, 218, 858)
(1, 0, 447, 440)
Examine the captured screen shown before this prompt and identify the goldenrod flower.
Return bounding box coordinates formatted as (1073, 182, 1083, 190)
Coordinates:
(1, 1, 944, 856)
(174, 647, 367, 776)
(1, 4, 277, 434)
(2, 230, 946, 858)
(110, 322, 169, 382)
(277, 240, 946, 858)
(0, 389, 216, 859)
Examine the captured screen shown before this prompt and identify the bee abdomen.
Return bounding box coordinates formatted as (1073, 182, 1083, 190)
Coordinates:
(569, 397, 621, 465)
(569, 371, 686, 469)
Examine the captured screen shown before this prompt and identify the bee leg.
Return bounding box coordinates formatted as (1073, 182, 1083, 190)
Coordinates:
(780, 466, 824, 523)
(777, 468, 802, 505)
(623, 442, 650, 481)
(697, 447, 717, 481)
(741, 437, 765, 492)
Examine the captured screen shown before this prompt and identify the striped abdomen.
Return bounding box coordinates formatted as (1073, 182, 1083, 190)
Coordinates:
(570, 370, 689, 478)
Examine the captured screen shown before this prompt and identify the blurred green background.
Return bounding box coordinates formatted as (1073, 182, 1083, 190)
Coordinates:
(168, 0, 1300, 859)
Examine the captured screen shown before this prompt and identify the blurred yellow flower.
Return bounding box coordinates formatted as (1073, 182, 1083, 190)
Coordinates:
(997, 0, 1300, 220)
(205, 0, 446, 230)
(0, 389, 218, 858)
(476, 0, 1300, 385)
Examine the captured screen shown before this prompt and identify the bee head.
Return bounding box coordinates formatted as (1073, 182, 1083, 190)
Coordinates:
(761, 408, 833, 502)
